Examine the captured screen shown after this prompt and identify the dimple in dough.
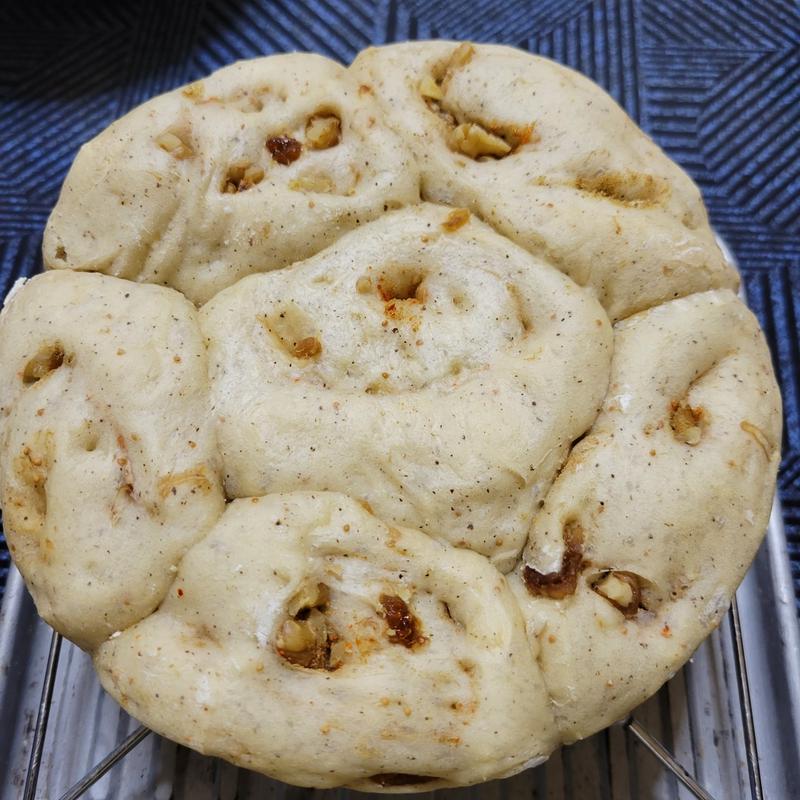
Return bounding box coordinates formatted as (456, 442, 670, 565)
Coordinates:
(511, 289, 781, 741)
(0, 271, 225, 649)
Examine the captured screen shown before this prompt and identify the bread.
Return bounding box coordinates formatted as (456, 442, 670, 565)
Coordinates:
(201, 203, 612, 569)
(0, 271, 224, 648)
(43, 54, 419, 304)
(95, 493, 557, 789)
(351, 42, 738, 321)
(0, 41, 781, 790)
(510, 289, 781, 741)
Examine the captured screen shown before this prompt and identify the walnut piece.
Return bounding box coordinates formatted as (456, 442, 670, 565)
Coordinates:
(449, 123, 511, 159)
(275, 581, 342, 671)
(181, 81, 204, 102)
(418, 75, 443, 100)
(222, 161, 264, 193)
(277, 618, 317, 652)
(447, 42, 475, 71)
(305, 114, 341, 149)
(286, 580, 329, 616)
(356, 275, 373, 294)
(155, 129, 194, 160)
(670, 400, 706, 445)
(275, 609, 341, 670)
(23, 343, 66, 385)
(591, 571, 643, 618)
(575, 170, 667, 205)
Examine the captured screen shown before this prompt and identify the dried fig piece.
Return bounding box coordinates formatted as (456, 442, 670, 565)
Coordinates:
(267, 136, 302, 165)
(379, 593, 425, 647)
(523, 519, 584, 599)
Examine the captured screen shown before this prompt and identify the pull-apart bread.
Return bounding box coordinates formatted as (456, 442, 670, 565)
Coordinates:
(0, 42, 779, 791)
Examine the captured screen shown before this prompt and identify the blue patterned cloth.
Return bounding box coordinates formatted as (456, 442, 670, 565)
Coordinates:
(0, 0, 798, 607)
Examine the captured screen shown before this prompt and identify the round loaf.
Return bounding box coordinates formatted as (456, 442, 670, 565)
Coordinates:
(0, 40, 782, 791)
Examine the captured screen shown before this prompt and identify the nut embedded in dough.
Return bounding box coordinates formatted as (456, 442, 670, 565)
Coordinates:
(305, 113, 341, 149)
(201, 203, 613, 568)
(670, 399, 706, 445)
(21, 342, 66, 384)
(591, 571, 643, 618)
(93, 494, 557, 788)
(221, 161, 265, 193)
(448, 122, 511, 159)
(154, 128, 194, 159)
(0, 271, 225, 649)
(351, 41, 739, 320)
(43, 53, 420, 303)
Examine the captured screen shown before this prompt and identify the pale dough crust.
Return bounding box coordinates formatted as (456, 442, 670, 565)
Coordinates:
(0, 272, 224, 648)
(511, 290, 781, 740)
(351, 42, 738, 321)
(200, 203, 612, 570)
(95, 493, 558, 789)
(43, 54, 420, 304)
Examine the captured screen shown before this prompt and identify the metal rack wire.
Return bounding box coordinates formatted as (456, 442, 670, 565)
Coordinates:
(19, 596, 763, 800)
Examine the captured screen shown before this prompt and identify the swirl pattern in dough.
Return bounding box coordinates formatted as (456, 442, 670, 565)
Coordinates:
(201, 203, 612, 569)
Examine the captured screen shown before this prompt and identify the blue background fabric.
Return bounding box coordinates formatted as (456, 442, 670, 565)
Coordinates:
(0, 0, 798, 608)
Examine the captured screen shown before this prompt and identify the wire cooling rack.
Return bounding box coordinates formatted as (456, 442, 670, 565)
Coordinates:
(17, 598, 759, 800)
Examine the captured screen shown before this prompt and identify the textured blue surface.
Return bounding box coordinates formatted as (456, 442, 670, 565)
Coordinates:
(0, 0, 798, 607)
